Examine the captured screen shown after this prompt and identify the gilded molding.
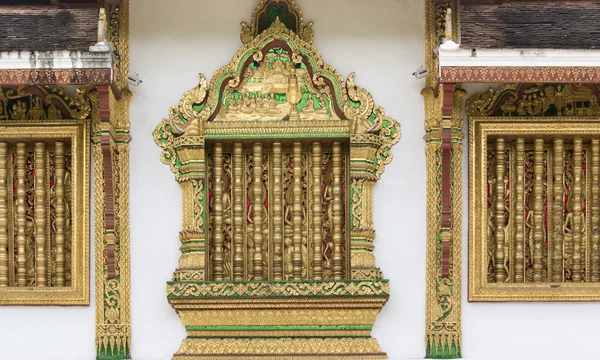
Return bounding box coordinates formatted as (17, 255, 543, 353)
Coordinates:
(441, 67, 600, 84)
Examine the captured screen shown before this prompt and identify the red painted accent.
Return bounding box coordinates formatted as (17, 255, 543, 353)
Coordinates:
(442, 83, 455, 117)
(100, 135, 117, 280)
(442, 242, 451, 278)
(97, 85, 111, 121)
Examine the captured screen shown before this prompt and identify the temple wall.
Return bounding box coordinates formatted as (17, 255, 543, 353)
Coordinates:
(4, 2, 600, 360)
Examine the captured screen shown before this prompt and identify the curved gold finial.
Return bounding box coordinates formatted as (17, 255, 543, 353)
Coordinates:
(179, 74, 209, 121)
(241, 0, 313, 44)
(344, 72, 375, 134)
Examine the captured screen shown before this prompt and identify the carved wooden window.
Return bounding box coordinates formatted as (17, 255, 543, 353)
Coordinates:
(0, 87, 90, 305)
(153, 1, 400, 357)
(469, 83, 600, 301)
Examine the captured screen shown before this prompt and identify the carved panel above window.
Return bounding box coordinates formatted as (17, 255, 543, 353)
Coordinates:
(468, 83, 600, 301)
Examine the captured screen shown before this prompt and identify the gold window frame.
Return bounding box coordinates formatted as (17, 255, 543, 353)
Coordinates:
(469, 117, 600, 301)
(0, 120, 90, 305)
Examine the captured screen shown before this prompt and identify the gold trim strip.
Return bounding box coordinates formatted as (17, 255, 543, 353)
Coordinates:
(494, 138, 506, 282)
(332, 142, 344, 280)
(572, 138, 584, 282)
(514, 138, 525, 283)
(592, 140, 600, 282)
(272, 143, 284, 281)
(232, 143, 244, 281)
(0, 143, 6, 287)
(312, 142, 323, 280)
(533, 139, 545, 283)
(253, 143, 264, 280)
(212, 143, 224, 281)
(55, 142, 66, 286)
(292, 142, 303, 280)
(552, 139, 565, 283)
(34, 142, 47, 286)
(16, 143, 26, 287)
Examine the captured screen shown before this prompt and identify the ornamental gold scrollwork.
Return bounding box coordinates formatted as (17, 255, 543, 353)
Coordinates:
(467, 84, 600, 118)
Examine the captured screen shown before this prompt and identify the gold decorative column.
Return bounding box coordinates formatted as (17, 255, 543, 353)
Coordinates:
(423, 1, 463, 357)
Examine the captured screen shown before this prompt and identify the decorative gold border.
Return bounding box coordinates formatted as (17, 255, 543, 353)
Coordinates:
(0, 120, 90, 305)
(441, 66, 600, 84)
(469, 119, 600, 301)
(0, 69, 112, 86)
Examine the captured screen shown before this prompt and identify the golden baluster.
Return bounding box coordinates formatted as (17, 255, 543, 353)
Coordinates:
(34, 143, 47, 287)
(212, 143, 224, 281)
(591, 139, 600, 282)
(311, 142, 323, 280)
(0, 143, 7, 286)
(533, 139, 545, 283)
(572, 138, 583, 282)
(514, 138, 525, 283)
(494, 138, 506, 282)
(552, 139, 565, 282)
(332, 142, 344, 280)
(16, 143, 26, 287)
(232, 143, 244, 281)
(55, 142, 66, 286)
(252, 143, 264, 280)
(272, 143, 284, 281)
(292, 142, 303, 280)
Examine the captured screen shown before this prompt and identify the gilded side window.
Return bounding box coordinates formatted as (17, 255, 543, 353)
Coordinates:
(468, 83, 600, 301)
(0, 86, 90, 305)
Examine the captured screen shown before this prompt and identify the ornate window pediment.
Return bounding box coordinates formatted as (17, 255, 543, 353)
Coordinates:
(0, 85, 90, 305)
(154, 0, 399, 358)
(468, 83, 600, 301)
